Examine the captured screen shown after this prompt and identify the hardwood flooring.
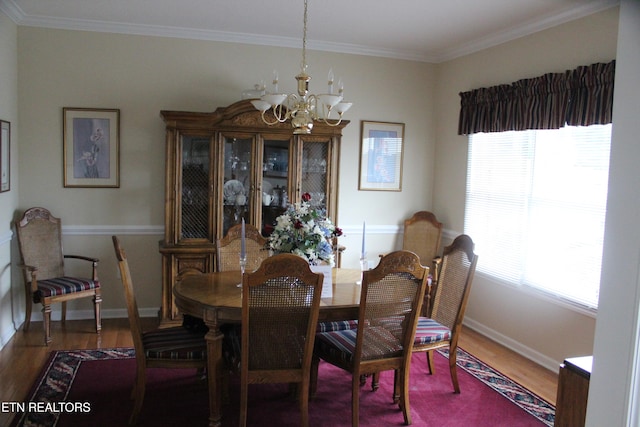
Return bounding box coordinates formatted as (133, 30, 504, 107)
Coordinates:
(457, 326, 558, 404)
(0, 319, 558, 427)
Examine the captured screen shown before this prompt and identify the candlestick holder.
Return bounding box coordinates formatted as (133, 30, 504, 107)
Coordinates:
(237, 255, 247, 288)
(356, 253, 367, 285)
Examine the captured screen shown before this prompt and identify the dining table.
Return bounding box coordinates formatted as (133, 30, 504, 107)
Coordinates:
(173, 268, 363, 427)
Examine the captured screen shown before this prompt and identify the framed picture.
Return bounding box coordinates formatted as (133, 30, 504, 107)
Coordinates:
(358, 121, 404, 191)
(0, 120, 9, 193)
(63, 108, 120, 188)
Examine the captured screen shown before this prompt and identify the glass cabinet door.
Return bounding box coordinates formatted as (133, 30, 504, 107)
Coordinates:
(301, 139, 329, 211)
(261, 138, 291, 235)
(180, 135, 211, 240)
(222, 136, 253, 236)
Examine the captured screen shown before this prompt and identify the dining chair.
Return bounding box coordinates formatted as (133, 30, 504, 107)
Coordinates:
(216, 222, 269, 272)
(401, 211, 443, 317)
(216, 222, 270, 375)
(412, 234, 478, 391)
(311, 250, 429, 427)
(112, 236, 207, 426)
(240, 253, 324, 427)
(15, 207, 102, 345)
(379, 211, 443, 317)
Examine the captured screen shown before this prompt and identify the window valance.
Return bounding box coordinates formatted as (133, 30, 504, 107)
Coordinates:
(458, 60, 615, 135)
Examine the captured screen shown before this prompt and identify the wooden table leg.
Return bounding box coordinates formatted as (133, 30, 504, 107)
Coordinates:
(204, 319, 224, 427)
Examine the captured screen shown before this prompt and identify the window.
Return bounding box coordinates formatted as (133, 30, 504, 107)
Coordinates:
(464, 124, 612, 309)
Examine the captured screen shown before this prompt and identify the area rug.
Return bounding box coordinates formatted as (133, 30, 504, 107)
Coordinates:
(10, 347, 554, 426)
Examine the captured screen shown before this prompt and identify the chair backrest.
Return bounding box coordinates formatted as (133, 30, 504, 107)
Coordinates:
(402, 211, 443, 267)
(217, 223, 269, 272)
(112, 236, 145, 359)
(241, 253, 323, 373)
(15, 207, 65, 281)
(356, 250, 429, 362)
(430, 235, 478, 335)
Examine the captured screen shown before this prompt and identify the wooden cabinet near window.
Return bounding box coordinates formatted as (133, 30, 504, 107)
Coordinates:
(159, 100, 348, 325)
(554, 355, 592, 427)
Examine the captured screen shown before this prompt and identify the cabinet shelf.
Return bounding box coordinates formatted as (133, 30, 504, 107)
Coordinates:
(263, 171, 288, 178)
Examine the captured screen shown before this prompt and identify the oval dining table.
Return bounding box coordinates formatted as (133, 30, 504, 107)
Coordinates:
(173, 268, 363, 427)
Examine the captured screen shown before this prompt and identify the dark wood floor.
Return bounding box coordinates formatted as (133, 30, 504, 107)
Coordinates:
(0, 318, 558, 427)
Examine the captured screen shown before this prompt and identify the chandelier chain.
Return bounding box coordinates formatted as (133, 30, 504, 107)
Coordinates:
(302, 0, 308, 72)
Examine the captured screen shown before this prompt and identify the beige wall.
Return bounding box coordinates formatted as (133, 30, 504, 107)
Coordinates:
(0, 10, 19, 347)
(433, 7, 619, 368)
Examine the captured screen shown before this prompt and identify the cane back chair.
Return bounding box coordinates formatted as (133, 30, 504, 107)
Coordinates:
(311, 250, 429, 426)
(15, 207, 101, 345)
(402, 211, 443, 316)
(216, 222, 269, 272)
(112, 236, 207, 425)
(412, 234, 478, 392)
(240, 253, 323, 427)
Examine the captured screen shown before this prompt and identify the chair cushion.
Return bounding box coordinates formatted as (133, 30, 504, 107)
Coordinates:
(36, 276, 100, 298)
(315, 326, 403, 364)
(414, 317, 451, 346)
(142, 326, 207, 360)
(316, 319, 359, 333)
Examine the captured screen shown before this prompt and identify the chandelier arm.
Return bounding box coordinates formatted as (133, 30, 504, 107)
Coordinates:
(273, 103, 290, 123)
(318, 116, 344, 127)
(286, 93, 302, 108)
(260, 108, 285, 126)
(315, 97, 342, 123)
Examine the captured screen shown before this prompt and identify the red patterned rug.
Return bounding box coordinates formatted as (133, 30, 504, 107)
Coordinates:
(10, 347, 554, 426)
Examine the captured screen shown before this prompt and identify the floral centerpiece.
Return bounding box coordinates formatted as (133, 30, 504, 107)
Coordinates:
(268, 192, 343, 266)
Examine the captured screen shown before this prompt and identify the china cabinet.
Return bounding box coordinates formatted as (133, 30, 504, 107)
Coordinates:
(159, 100, 348, 324)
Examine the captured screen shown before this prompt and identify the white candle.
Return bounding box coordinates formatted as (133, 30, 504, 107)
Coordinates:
(327, 68, 334, 94)
(361, 221, 366, 257)
(241, 219, 246, 259)
(272, 70, 279, 93)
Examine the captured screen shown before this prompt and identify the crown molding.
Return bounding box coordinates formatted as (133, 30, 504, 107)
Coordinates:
(436, 0, 620, 62)
(0, 0, 620, 64)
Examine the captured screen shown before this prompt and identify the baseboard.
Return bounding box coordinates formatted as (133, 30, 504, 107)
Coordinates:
(463, 316, 561, 373)
(0, 323, 17, 351)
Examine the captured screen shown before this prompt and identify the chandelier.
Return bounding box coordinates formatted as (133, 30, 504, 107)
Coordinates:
(246, 0, 352, 134)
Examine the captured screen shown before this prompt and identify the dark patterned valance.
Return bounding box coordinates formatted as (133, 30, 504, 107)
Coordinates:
(458, 60, 615, 135)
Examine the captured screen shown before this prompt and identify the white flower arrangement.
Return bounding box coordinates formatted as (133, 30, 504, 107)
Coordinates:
(268, 193, 343, 266)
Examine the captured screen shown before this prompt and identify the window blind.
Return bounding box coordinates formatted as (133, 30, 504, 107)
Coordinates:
(464, 124, 612, 309)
